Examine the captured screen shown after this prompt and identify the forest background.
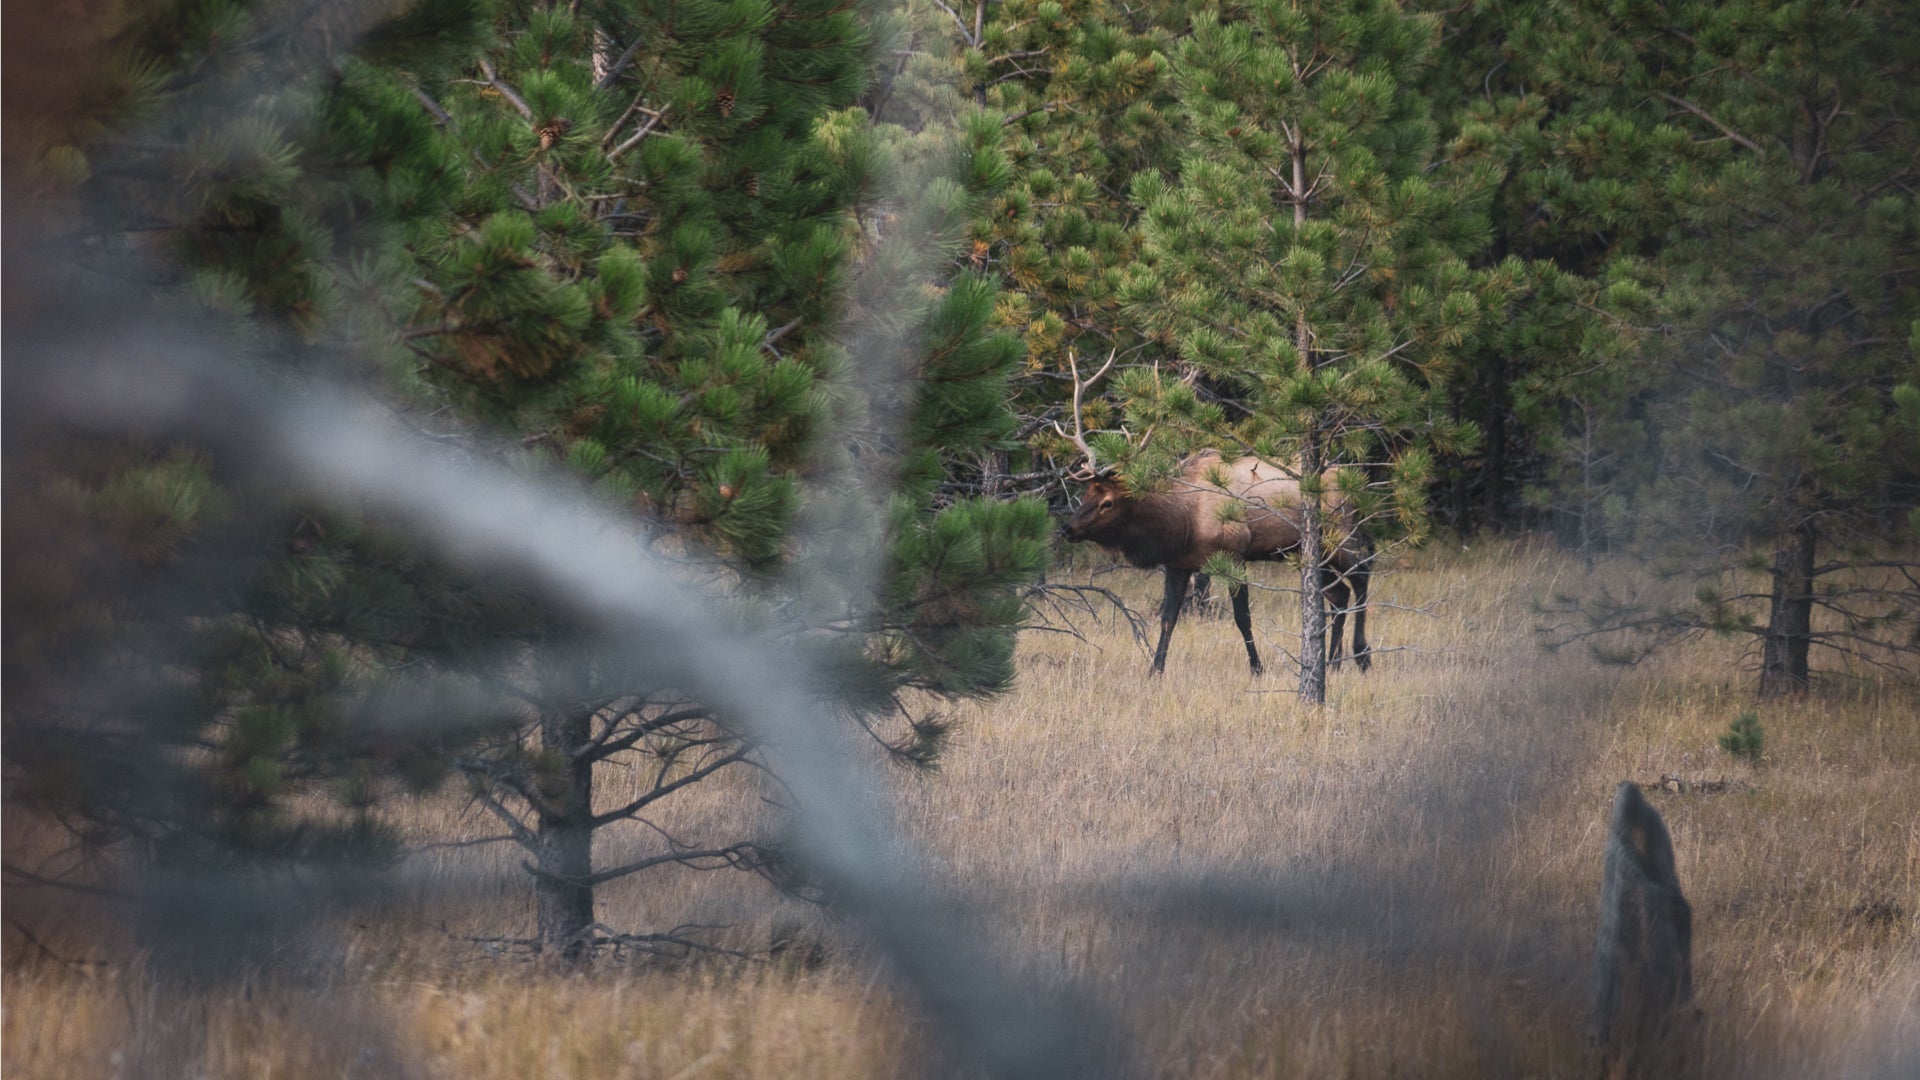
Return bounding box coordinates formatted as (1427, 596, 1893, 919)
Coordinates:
(3, 0, 1917, 1077)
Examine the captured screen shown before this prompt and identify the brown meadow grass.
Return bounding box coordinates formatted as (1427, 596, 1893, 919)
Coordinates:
(5, 539, 1918, 1078)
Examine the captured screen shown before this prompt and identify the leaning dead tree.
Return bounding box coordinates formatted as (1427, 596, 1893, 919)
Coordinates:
(1590, 781, 1695, 1075)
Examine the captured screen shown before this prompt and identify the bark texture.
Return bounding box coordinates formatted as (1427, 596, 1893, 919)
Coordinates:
(1591, 781, 1695, 1075)
(1296, 434, 1328, 705)
(535, 704, 595, 964)
(1759, 521, 1816, 698)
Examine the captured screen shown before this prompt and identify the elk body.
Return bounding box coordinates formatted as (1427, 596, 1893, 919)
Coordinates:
(1062, 450, 1372, 677)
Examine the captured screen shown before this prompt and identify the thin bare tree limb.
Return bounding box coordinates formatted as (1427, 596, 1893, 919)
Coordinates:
(593, 35, 647, 90)
(477, 58, 534, 121)
(1657, 91, 1764, 154)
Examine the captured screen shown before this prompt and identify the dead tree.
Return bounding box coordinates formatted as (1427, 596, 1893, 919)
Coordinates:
(1590, 781, 1695, 1076)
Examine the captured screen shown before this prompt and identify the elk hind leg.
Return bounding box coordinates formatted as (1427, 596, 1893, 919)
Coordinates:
(1150, 568, 1192, 676)
(1325, 568, 1352, 670)
(1230, 580, 1262, 675)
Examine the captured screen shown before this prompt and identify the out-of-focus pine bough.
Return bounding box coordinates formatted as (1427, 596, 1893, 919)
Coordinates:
(3, 0, 1049, 968)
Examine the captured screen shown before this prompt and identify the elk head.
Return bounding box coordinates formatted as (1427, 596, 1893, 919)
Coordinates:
(1062, 474, 1132, 543)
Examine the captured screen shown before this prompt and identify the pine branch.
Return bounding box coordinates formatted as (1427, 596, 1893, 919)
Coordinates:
(411, 86, 453, 127)
(1, 861, 127, 898)
(1001, 102, 1063, 127)
(408, 833, 518, 852)
(762, 314, 805, 352)
(1021, 581, 1152, 649)
(476, 58, 533, 120)
(593, 35, 647, 90)
(576, 705, 714, 763)
(1533, 598, 1727, 662)
(452, 764, 541, 846)
(1656, 91, 1764, 154)
(577, 842, 769, 889)
(607, 108, 666, 162)
(603, 89, 651, 148)
(3, 916, 115, 970)
(593, 923, 760, 961)
(930, 0, 978, 45)
(589, 745, 757, 827)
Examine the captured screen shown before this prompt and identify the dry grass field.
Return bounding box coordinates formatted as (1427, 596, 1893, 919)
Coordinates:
(6, 539, 1918, 1078)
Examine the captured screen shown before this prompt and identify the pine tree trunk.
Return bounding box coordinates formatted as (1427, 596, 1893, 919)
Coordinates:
(1297, 433, 1329, 705)
(1288, 122, 1328, 706)
(535, 705, 596, 964)
(591, 28, 614, 86)
(984, 448, 1008, 498)
(1758, 521, 1816, 698)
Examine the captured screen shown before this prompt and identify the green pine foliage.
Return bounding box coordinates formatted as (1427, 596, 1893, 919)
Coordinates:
(1719, 709, 1765, 763)
(9, 0, 1918, 971)
(1100, 0, 1514, 699)
(3, 2, 510, 884)
(894, 0, 1189, 492)
(1125, 2, 1500, 486)
(1512, 0, 1920, 691)
(1410, 0, 1644, 539)
(9, 0, 1050, 963)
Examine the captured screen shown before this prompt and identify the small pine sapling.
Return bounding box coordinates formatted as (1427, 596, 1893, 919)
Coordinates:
(1717, 709, 1764, 763)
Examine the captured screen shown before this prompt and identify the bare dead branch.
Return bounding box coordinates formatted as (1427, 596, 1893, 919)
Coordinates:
(407, 833, 519, 852)
(593, 35, 647, 90)
(1657, 91, 1764, 154)
(3, 915, 116, 970)
(608, 108, 666, 162)
(578, 842, 770, 888)
(580, 709, 714, 763)
(476, 58, 533, 121)
(589, 745, 758, 827)
(1022, 580, 1152, 649)
(411, 86, 452, 127)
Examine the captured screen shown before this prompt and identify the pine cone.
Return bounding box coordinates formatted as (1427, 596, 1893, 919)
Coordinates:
(716, 89, 736, 117)
(744, 174, 760, 197)
(536, 117, 573, 152)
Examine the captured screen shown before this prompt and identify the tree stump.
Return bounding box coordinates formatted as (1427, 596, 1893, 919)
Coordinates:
(1591, 781, 1695, 1077)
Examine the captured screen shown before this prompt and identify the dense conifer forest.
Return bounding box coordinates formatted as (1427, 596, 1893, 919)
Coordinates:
(3, 2, 1917, 1075)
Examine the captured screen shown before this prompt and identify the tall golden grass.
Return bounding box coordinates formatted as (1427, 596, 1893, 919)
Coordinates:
(6, 539, 1917, 1078)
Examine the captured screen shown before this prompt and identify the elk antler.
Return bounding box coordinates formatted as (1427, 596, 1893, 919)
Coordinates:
(1052, 347, 1118, 481)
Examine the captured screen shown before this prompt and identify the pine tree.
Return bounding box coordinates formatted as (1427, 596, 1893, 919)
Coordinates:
(6, 0, 1050, 967)
(922, 0, 1185, 497)
(1117, 0, 1502, 702)
(1526, 0, 1920, 695)
(373, 0, 1049, 960)
(4, 0, 502, 972)
(1399, 0, 1733, 546)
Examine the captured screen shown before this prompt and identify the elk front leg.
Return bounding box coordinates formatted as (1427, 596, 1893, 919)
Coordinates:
(1231, 580, 1262, 675)
(1349, 559, 1371, 672)
(1325, 569, 1351, 670)
(1150, 568, 1192, 676)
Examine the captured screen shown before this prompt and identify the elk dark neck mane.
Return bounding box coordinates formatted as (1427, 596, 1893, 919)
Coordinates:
(1112, 492, 1196, 570)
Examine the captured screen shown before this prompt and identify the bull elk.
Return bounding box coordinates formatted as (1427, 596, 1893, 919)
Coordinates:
(1055, 353, 1371, 678)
